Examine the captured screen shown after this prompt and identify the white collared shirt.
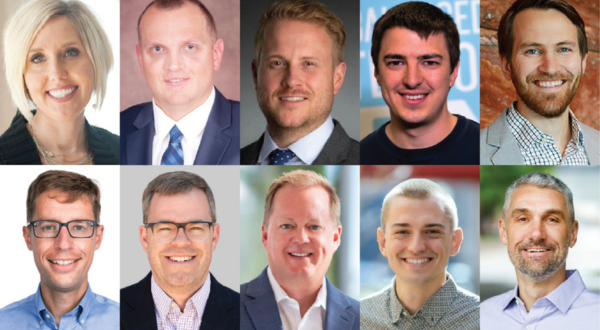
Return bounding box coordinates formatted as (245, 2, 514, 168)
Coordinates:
(152, 87, 215, 165)
(150, 274, 211, 330)
(267, 266, 327, 330)
(257, 116, 335, 165)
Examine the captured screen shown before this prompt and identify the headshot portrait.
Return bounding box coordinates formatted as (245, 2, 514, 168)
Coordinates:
(0, 0, 119, 165)
(360, 165, 480, 329)
(480, 0, 600, 165)
(120, 166, 240, 329)
(0, 166, 120, 329)
(480, 167, 600, 329)
(240, 0, 360, 165)
(359, 0, 480, 165)
(240, 166, 360, 329)
(120, 0, 240, 165)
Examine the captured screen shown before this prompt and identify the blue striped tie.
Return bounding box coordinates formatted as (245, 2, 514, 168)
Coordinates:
(161, 125, 184, 165)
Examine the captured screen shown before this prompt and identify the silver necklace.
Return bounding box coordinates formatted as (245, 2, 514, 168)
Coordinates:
(29, 125, 93, 165)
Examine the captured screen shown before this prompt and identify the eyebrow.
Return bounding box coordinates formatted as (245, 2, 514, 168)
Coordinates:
(390, 223, 446, 229)
(517, 40, 577, 50)
(383, 53, 443, 61)
(511, 208, 566, 218)
(29, 42, 81, 54)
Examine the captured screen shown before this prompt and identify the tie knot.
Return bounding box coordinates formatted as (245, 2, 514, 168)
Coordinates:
(169, 125, 183, 143)
(269, 149, 296, 165)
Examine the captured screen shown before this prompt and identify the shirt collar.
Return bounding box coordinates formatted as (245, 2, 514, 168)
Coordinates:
(152, 87, 215, 142)
(267, 266, 327, 310)
(505, 269, 586, 314)
(151, 273, 212, 323)
(506, 101, 585, 150)
(258, 116, 334, 164)
(34, 282, 94, 326)
(390, 273, 458, 327)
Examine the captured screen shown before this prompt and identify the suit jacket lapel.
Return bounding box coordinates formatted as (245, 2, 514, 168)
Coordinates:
(487, 109, 525, 165)
(200, 274, 237, 330)
(313, 119, 351, 165)
(323, 278, 356, 330)
(126, 103, 154, 165)
(244, 269, 283, 330)
(195, 89, 232, 165)
(121, 272, 159, 330)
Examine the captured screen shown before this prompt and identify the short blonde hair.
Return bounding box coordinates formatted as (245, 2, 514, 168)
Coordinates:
(254, 0, 346, 65)
(263, 169, 341, 228)
(3, 0, 113, 123)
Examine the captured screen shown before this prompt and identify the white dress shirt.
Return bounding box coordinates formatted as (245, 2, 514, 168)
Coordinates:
(257, 116, 335, 165)
(152, 87, 215, 165)
(267, 266, 327, 330)
(151, 274, 211, 330)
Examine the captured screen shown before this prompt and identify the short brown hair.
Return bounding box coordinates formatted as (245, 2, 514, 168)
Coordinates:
(27, 170, 101, 222)
(137, 0, 217, 44)
(498, 0, 587, 61)
(254, 0, 346, 65)
(142, 171, 216, 224)
(370, 1, 460, 73)
(263, 170, 340, 227)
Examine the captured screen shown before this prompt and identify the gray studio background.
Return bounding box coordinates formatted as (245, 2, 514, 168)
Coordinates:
(120, 0, 240, 111)
(240, 0, 360, 148)
(120, 166, 240, 292)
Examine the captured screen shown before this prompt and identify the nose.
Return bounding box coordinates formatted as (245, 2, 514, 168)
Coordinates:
(538, 52, 560, 75)
(407, 233, 426, 253)
(528, 219, 547, 242)
(164, 50, 184, 71)
(48, 57, 68, 81)
(171, 227, 191, 246)
(281, 64, 302, 89)
(291, 227, 310, 244)
(402, 63, 423, 89)
(54, 225, 74, 250)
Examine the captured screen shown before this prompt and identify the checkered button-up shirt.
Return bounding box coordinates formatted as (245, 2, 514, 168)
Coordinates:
(506, 102, 589, 165)
(360, 274, 479, 330)
(151, 274, 211, 330)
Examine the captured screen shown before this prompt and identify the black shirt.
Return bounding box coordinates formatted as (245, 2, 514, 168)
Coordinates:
(360, 114, 479, 165)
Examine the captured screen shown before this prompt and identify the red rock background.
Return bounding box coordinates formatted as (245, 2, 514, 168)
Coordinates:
(480, 0, 599, 129)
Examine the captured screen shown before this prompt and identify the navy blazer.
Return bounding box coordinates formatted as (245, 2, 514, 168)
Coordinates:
(120, 88, 240, 165)
(240, 268, 359, 330)
(121, 272, 240, 330)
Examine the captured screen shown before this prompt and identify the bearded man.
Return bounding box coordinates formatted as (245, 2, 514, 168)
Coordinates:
(480, 0, 599, 165)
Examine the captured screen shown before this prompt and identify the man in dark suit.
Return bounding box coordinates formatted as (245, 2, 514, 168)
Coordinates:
(121, 171, 239, 330)
(240, 170, 359, 330)
(121, 0, 239, 165)
(240, 0, 358, 165)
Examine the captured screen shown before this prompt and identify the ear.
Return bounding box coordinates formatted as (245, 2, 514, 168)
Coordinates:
(374, 67, 381, 87)
(213, 39, 224, 71)
(252, 60, 258, 87)
(262, 224, 268, 249)
(332, 225, 342, 251)
(450, 227, 463, 256)
(332, 62, 346, 95)
(449, 60, 460, 88)
(139, 225, 149, 253)
(211, 223, 220, 252)
(136, 44, 145, 75)
(376, 227, 387, 257)
(569, 220, 579, 248)
(581, 53, 587, 75)
(499, 218, 508, 245)
(23, 226, 33, 251)
(94, 224, 104, 250)
(500, 56, 512, 82)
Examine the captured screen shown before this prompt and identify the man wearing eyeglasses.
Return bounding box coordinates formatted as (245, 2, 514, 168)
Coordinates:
(120, 171, 240, 329)
(0, 170, 118, 329)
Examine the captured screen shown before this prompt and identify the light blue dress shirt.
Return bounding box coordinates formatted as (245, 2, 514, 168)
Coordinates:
(0, 283, 119, 329)
(481, 270, 600, 330)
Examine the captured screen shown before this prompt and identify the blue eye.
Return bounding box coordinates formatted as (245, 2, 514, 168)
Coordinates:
(186, 45, 195, 50)
(152, 46, 162, 52)
(309, 225, 320, 230)
(30, 53, 44, 63)
(65, 48, 80, 57)
(526, 49, 539, 55)
(281, 224, 291, 229)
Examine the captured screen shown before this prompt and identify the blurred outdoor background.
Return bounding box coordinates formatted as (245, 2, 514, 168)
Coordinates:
(360, 165, 480, 298)
(240, 166, 360, 300)
(480, 166, 600, 301)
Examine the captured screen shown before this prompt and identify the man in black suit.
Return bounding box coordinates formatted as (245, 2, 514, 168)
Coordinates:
(121, 171, 239, 330)
(240, 0, 359, 165)
(120, 0, 240, 165)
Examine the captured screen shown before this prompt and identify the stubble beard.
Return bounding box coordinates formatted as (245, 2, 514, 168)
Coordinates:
(508, 238, 569, 282)
(511, 65, 582, 119)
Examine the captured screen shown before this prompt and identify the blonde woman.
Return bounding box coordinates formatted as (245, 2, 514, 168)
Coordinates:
(0, 0, 118, 164)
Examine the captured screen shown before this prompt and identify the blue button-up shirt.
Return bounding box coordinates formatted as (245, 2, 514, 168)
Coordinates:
(0, 283, 118, 329)
(481, 270, 600, 330)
